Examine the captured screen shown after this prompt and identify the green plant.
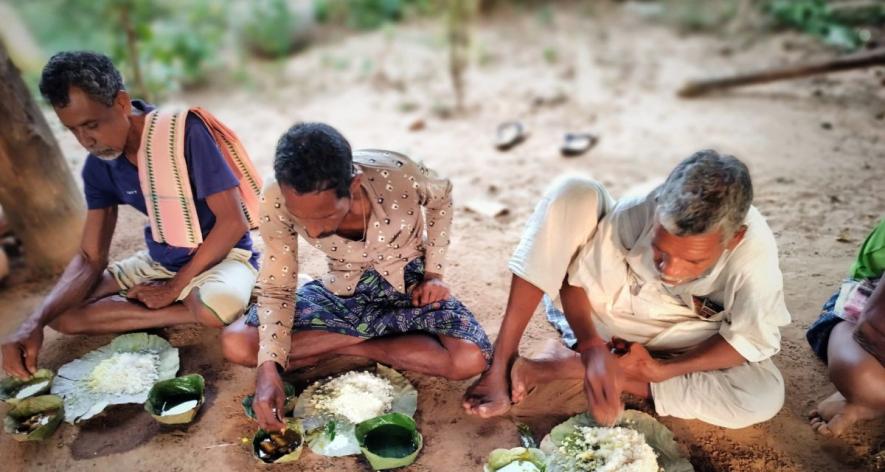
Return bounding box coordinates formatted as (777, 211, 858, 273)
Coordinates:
(767, 0, 884, 51)
(313, 0, 432, 30)
(241, 0, 310, 58)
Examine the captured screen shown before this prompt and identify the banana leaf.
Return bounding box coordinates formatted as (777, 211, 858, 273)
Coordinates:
(3, 394, 64, 441)
(539, 411, 693, 472)
(242, 381, 297, 420)
(51, 333, 179, 423)
(0, 369, 54, 403)
(144, 374, 205, 425)
(252, 419, 304, 464)
(483, 447, 547, 472)
(355, 412, 422, 471)
(292, 364, 417, 457)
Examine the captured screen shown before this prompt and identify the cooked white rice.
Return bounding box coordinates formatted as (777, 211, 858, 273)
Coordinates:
(557, 426, 658, 472)
(309, 371, 394, 424)
(87, 352, 160, 395)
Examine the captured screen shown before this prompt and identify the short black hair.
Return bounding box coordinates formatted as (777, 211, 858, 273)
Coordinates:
(274, 122, 354, 198)
(39, 51, 124, 108)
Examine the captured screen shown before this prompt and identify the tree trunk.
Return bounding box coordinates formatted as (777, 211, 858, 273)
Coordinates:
(0, 40, 85, 275)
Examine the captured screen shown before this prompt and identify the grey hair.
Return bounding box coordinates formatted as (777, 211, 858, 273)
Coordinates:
(39, 51, 124, 108)
(655, 149, 753, 238)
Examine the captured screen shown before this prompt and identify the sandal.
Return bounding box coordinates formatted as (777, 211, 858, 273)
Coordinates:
(495, 121, 529, 151)
(561, 132, 598, 157)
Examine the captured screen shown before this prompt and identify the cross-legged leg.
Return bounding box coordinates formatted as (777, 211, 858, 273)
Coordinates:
(221, 318, 486, 380)
(48, 273, 224, 334)
(509, 340, 650, 405)
(221, 318, 368, 366)
(335, 333, 486, 380)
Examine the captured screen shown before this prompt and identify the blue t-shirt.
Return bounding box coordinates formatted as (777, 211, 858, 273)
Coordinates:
(81, 100, 258, 272)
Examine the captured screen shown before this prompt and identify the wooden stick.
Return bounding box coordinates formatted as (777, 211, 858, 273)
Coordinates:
(678, 47, 885, 98)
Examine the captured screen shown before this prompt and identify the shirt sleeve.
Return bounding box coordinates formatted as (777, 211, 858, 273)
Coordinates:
(508, 176, 612, 297)
(184, 113, 239, 200)
(718, 228, 792, 362)
(81, 155, 121, 209)
(413, 161, 453, 275)
(254, 183, 299, 368)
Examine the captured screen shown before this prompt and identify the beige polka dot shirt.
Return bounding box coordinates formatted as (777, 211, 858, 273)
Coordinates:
(254, 149, 454, 367)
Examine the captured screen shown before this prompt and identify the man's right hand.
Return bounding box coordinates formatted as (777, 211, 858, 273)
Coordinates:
(579, 341, 624, 426)
(253, 361, 287, 432)
(1, 324, 44, 379)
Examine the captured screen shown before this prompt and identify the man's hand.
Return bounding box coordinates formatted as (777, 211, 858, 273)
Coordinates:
(254, 361, 287, 432)
(579, 341, 624, 426)
(410, 273, 450, 307)
(127, 280, 184, 309)
(616, 341, 668, 384)
(1, 324, 44, 379)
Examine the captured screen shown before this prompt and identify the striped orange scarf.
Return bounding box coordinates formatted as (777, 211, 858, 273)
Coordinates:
(137, 108, 262, 249)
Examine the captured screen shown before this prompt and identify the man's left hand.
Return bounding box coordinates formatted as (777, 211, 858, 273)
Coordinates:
(127, 280, 184, 309)
(411, 275, 450, 307)
(615, 342, 669, 383)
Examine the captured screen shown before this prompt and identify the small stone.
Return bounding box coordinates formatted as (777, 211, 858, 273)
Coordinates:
(408, 118, 426, 132)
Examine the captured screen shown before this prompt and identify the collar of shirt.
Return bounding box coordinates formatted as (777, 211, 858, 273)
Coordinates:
(291, 162, 426, 294)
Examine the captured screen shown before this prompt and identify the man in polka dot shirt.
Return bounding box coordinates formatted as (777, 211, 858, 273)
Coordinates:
(222, 122, 492, 431)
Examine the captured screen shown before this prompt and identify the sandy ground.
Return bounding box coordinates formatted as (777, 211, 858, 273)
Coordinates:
(1, 3, 884, 471)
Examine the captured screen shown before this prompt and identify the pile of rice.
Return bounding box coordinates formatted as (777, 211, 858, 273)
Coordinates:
(87, 352, 160, 395)
(309, 371, 394, 424)
(555, 426, 658, 472)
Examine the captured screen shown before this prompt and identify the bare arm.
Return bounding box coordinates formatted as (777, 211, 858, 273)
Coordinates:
(486, 275, 545, 374)
(171, 187, 247, 287)
(657, 334, 746, 380)
(28, 207, 116, 327)
(560, 281, 623, 426)
(128, 187, 248, 308)
(2, 207, 116, 378)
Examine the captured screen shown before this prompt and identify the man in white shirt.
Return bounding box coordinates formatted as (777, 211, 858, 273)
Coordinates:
(463, 150, 790, 428)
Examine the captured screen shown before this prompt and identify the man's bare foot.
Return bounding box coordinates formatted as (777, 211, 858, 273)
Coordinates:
(511, 340, 581, 404)
(809, 391, 883, 437)
(463, 367, 513, 418)
(510, 357, 534, 404)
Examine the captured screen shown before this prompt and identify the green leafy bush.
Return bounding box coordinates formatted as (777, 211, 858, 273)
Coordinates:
(767, 0, 884, 51)
(240, 0, 314, 58)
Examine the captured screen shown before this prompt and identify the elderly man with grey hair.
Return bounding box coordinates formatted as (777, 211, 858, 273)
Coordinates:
(463, 150, 790, 429)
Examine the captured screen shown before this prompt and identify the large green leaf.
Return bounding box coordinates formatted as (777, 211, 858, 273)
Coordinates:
(540, 411, 693, 472)
(3, 394, 64, 441)
(51, 333, 179, 423)
(0, 369, 54, 402)
(484, 447, 547, 472)
(291, 363, 418, 457)
(355, 412, 422, 470)
(144, 374, 205, 425)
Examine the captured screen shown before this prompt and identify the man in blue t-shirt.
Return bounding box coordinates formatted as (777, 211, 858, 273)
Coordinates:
(1, 51, 258, 380)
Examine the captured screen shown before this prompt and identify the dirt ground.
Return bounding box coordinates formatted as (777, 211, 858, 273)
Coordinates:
(1, 3, 884, 471)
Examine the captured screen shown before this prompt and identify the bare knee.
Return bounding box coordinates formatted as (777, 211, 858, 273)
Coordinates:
(221, 322, 258, 367)
(446, 343, 488, 381)
(185, 289, 239, 329)
(828, 323, 885, 406)
(829, 353, 885, 407)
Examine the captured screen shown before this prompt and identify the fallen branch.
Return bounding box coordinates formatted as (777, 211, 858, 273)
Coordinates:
(678, 47, 885, 98)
